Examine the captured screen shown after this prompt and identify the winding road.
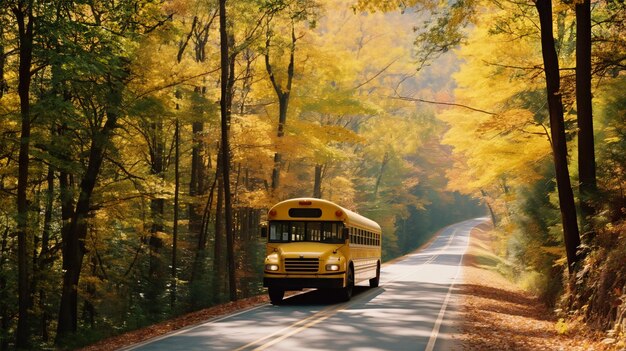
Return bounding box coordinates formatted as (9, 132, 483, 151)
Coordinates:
(123, 218, 488, 351)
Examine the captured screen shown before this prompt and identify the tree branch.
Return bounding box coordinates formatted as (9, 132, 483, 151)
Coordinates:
(353, 57, 400, 90)
(388, 95, 497, 115)
(177, 16, 198, 63)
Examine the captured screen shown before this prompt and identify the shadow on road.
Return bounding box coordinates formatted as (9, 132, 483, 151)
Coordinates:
(279, 286, 377, 306)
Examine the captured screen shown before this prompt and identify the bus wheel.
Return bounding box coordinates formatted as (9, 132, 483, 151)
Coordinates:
(339, 267, 354, 301)
(369, 261, 380, 288)
(268, 287, 284, 305)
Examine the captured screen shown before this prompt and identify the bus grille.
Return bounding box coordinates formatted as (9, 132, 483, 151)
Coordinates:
(284, 258, 319, 272)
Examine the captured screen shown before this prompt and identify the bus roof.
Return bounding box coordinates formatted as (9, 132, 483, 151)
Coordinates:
(268, 198, 381, 232)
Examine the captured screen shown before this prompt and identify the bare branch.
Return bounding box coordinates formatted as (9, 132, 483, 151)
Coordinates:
(388, 95, 497, 115)
(353, 57, 400, 90)
(177, 16, 198, 63)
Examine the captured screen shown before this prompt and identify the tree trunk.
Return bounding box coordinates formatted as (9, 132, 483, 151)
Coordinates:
(575, 0, 597, 239)
(480, 189, 498, 226)
(183, 20, 208, 253)
(374, 152, 390, 197)
(267, 23, 296, 192)
(38, 165, 54, 341)
(0, 227, 10, 351)
(14, 2, 34, 347)
(313, 164, 323, 198)
(219, 0, 237, 301)
(536, 0, 581, 273)
(189, 119, 206, 240)
(271, 152, 283, 190)
(171, 119, 180, 309)
(213, 150, 224, 274)
(81, 256, 97, 329)
(147, 119, 165, 318)
(187, 13, 211, 245)
(214, 176, 228, 298)
(190, 155, 217, 289)
(271, 94, 290, 190)
(0, 25, 8, 100)
(56, 75, 124, 342)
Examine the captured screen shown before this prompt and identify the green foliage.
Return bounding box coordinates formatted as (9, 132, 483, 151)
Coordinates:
(595, 76, 626, 220)
(396, 188, 484, 258)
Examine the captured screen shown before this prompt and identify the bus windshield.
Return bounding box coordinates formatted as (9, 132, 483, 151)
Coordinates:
(268, 221, 344, 244)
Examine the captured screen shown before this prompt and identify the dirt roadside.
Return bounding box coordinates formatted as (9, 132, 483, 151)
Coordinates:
(457, 222, 616, 351)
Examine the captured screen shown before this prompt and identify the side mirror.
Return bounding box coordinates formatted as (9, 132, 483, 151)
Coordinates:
(342, 227, 350, 241)
(261, 226, 268, 238)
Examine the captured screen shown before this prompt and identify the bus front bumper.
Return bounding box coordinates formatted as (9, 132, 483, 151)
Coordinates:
(263, 276, 344, 289)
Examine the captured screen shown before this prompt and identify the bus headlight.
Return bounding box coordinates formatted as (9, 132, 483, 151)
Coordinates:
(325, 264, 340, 271)
(265, 264, 279, 271)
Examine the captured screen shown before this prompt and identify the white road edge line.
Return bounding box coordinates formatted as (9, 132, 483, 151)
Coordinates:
(120, 304, 268, 351)
(424, 221, 474, 351)
(120, 287, 319, 351)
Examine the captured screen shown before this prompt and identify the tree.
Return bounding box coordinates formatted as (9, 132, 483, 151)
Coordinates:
(265, 17, 296, 191)
(54, 0, 168, 340)
(535, 0, 581, 273)
(219, 0, 237, 302)
(360, 0, 585, 271)
(575, 0, 596, 238)
(263, 0, 319, 192)
(57, 66, 130, 340)
(11, 0, 34, 347)
(171, 119, 180, 309)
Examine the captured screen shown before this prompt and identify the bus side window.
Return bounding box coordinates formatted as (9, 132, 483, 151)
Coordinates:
(328, 223, 343, 242)
(322, 222, 337, 242)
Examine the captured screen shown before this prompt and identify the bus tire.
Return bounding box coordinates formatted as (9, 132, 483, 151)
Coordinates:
(268, 287, 284, 305)
(369, 261, 380, 288)
(339, 266, 354, 301)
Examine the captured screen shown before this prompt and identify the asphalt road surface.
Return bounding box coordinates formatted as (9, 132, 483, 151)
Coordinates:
(123, 218, 488, 351)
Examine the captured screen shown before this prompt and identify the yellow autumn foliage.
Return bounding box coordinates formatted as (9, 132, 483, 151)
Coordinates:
(439, 2, 552, 196)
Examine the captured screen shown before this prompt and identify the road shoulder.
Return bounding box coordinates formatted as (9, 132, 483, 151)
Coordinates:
(457, 222, 611, 350)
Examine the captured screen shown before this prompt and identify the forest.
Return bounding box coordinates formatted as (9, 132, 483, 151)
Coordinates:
(0, 0, 624, 349)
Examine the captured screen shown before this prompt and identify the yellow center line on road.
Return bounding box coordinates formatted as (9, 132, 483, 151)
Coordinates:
(236, 284, 384, 351)
(237, 226, 464, 351)
(232, 303, 342, 351)
(251, 301, 351, 351)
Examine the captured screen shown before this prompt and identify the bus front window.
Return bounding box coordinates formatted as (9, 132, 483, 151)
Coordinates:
(269, 222, 290, 242)
(268, 221, 344, 244)
(290, 222, 305, 241)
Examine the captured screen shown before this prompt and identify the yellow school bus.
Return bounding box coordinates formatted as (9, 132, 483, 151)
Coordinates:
(262, 198, 382, 304)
